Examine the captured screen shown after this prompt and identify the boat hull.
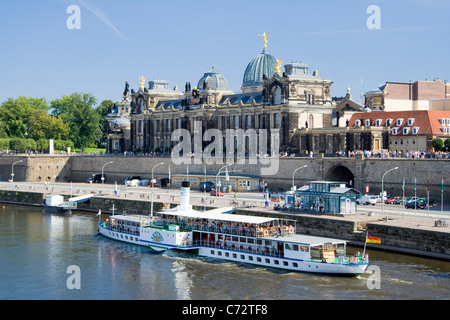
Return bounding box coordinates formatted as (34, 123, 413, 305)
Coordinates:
(198, 247, 368, 275)
(44, 206, 72, 214)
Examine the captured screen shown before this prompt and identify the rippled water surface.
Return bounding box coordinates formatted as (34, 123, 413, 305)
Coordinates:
(0, 205, 448, 300)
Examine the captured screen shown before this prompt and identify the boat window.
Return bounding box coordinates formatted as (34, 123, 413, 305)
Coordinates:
(257, 257, 262, 262)
(232, 236, 238, 242)
(265, 240, 272, 246)
(225, 252, 229, 257)
(256, 239, 262, 245)
(239, 237, 246, 243)
(218, 251, 222, 256)
(283, 261, 288, 266)
(248, 256, 253, 261)
(210, 250, 215, 255)
(274, 260, 279, 265)
(293, 244, 299, 251)
(293, 263, 298, 267)
(233, 254, 237, 258)
(240, 255, 245, 260)
(265, 258, 270, 263)
(300, 245, 309, 252)
(247, 238, 254, 244)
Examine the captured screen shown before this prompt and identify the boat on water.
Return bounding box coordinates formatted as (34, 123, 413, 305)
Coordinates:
(98, 182, 369, 275)
(44, 194, 76, 214)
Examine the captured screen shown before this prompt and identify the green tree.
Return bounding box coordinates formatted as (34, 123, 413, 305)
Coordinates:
(28, 109, 69, 141)
(51, 93, 100, 149)
(444, 138, 450, 151)
(432, 138, 444, 151)
(0, 96, 49, 138)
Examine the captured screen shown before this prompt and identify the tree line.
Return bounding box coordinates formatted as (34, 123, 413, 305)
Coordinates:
(0, 93, 112, 152)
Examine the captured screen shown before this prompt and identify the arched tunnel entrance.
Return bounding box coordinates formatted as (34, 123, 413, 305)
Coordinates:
(326, 165, 355, 187)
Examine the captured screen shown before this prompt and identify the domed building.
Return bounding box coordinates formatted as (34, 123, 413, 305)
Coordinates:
(242, 48, 278, 93)
(108, 33, 336, 157)
(197, 66, 231, 91)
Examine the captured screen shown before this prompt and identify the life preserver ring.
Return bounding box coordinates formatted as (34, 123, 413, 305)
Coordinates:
(289, 226, 294, 235)
(350, 256, 356, 264)
(263, 229, 269, 237)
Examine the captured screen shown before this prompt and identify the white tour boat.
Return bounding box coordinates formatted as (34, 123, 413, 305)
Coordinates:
(98, 181, 369, 275)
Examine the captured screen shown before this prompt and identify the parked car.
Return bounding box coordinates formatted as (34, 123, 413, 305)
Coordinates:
(406, 196, 419, 203)
(200, 181, 216, 192)
(386, 196, 401, 204)
(356, 195, 377, 205)
(210, 189, 224, 196)
(405, 199, 425, 209)
(392, 197, 404, 205)
(124, 176, 141, 185)
(87, 173, 103, 183)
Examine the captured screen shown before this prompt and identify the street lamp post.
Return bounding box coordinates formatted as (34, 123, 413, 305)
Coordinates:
(381, 166, 398, 216)
(215, 164, 232, 198)
(101, 161, 114, 187)
(292, 165, 307, 191)
(150, 162, 164, 218)
(11, 160, 23, 182)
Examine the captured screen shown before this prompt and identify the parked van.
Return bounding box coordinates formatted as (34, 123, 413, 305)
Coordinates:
(356, 195, 377, 205)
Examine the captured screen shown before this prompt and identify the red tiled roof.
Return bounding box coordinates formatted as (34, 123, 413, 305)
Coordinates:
(348, 110, 450, 136)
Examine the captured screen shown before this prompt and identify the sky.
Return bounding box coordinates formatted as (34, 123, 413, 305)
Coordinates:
(1, 0, 449, 105)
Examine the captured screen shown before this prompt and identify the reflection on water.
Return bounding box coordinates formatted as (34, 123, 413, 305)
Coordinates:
(0, 204, 448, 300)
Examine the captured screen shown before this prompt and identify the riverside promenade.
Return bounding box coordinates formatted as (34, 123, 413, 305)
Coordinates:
(0, 181, 449, 260)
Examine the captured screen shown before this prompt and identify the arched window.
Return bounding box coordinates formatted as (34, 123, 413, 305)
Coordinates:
(274, 87, 282, 105)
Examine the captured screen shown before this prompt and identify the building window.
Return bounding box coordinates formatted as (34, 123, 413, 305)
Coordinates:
(274, 87, 282, 105)
(306, 94, 314, 104)
(392, 128, 399, 135)
(408, 118, 415, 126)
(308, 114, 314, 128)
(396, 118, 403, 126)
(355, 120, 361, 127)
(274, 113, 280, 128)
(412, 127, 419, 135)
(246, 115, 252, 129)
(234, 116, 239, 129)
(375, 119, 382, 126)
(386, 119, 393, 126)
(403, 127, 410, 135)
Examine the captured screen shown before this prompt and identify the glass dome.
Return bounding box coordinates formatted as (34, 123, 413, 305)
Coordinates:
(242, 48, 277, 88)
(197, 66, 230, 91)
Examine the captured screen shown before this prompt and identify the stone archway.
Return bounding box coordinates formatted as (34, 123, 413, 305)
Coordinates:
(326, 165, 355, 187)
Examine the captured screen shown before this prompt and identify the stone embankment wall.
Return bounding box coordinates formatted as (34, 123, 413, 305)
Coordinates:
(2, 190, 447, 260)
(2, 155, 450, 202)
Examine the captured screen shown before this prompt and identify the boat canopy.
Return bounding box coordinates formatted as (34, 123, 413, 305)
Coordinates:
(157, 209, 278, 225)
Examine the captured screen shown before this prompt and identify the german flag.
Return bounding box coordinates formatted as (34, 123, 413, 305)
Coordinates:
(367, 235, 381, 244)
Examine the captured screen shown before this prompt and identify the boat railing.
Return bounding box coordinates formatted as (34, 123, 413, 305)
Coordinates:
(151, 218, 294, 238)
(102, 223, 140, 236)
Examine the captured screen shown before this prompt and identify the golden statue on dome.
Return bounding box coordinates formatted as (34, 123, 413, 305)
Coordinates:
(259, 32, 268, 50)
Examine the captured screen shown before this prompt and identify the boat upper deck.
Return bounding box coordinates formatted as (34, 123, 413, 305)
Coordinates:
(157, 208, 279, 225)
(266, 233, 347, 246)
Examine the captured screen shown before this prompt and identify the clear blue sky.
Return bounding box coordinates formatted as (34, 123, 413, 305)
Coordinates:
(1, 0, 449, 105)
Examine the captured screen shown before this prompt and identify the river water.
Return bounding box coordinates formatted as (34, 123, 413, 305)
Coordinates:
(0, 204, 448, 300)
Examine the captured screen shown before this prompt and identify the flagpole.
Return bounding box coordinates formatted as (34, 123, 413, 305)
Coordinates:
(441, 178, 444, 212)
(363, 230, 368, 257)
